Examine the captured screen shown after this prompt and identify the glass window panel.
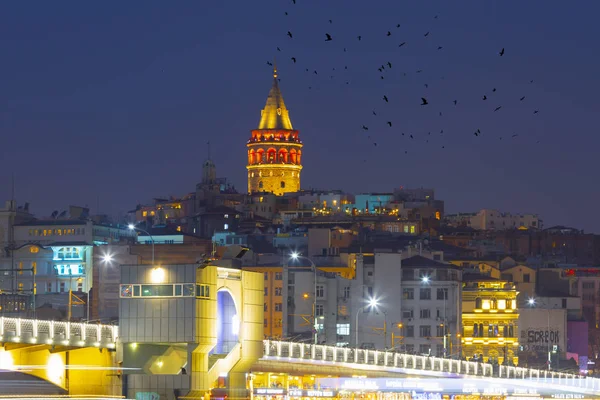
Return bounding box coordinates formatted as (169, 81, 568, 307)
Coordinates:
(175, 284, 182, 296)
(120, 285, 133, 297)
(141, 284, 173, 297)
(183, 284, 195, 297)
(133, 285, 141, 297)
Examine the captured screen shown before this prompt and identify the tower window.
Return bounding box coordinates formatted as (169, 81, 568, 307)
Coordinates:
(259, 181, 263, 189)
(281, 181, 285, 188)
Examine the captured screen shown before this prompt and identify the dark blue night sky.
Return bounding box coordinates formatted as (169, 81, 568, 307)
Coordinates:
(1, 1, 599, 230)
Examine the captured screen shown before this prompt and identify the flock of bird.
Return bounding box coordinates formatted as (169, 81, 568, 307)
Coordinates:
(268, 0, 543, 153)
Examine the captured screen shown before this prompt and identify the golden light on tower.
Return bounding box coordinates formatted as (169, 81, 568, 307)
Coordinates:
(247, 65, 303, 195)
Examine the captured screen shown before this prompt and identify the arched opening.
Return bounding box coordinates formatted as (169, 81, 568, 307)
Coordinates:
(280, 181, 286, 189)
(290, 149, 297, 164)
(256, 149, 264, 164)
(297, 150, 302, 164)
(213, 289, 239, 354)
(259, 181, 263, 189)
(267, 148, 277, 163)
(249, 150, 255, 164)
(278, 148, 288, 163)
(475, 297, 482, 309)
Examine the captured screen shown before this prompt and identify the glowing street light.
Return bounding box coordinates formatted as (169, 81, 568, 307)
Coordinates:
(421, 276, 430, 283)
(287, 252, 317, 344)
(527, 298, 536, 306)
(101, 253, 114, 263)
(356, 297, 381, 347)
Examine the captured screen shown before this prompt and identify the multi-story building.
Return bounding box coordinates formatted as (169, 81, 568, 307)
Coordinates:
(247, 66, 303, 195)
(464, 209, 542, 231)
(281, 250, 463, 357)
(461, 274, 520, 365)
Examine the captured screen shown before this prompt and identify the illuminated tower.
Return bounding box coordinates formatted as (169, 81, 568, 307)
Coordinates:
(247, 66, 302, 195)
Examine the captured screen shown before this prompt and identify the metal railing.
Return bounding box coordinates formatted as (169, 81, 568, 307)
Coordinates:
(262, 340, 600, 392)
(0, 317, 118, 348)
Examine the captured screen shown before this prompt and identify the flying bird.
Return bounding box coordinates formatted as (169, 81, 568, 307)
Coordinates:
(416, 69, 423, 73)
(421, 98, 428, 105)
(357, 35, 362, 41)
(378, 67, 383, 72)
(383, 95, 389, 102)
(387, 62, 392, 68)
(437, 46, 443, 50)
(410, 134, 414, 139)
(399, 42, 406, 47)
(267, 61, 273, 66)
(453, 100, 458, 105)
(291, 57, 297, 63)
(313, 70, 318, 75)
(512, 134, 518, 138)
(372, 110, 377, 116)
(494, 106, 502, 112)
(483, 95, 487, 100)
(533, 110, 539, 114)
(424, 32, 430, 37)
(292, 0, 296, 3)
(380, 76, 384, 80)
(325, 33, 332, 41)
(329, 19, 333, 24)
(387, 121, 392, 127)
(387, 31, 392, 36)
(277, 47, 281, 52)
(520, 96, 526, 101)
(287, 31, 293, 38)
(396, 23, 401, 28)
(492, 88, 497, 92)
(424, 84, 429, 88)
(362, 125, 369, 131)
(285, 12, 288, 16)
(499, 48, 505, 56)
(530, 80, 534, 83)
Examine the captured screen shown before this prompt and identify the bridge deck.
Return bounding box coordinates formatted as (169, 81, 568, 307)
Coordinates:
(262, 340, 600, 394)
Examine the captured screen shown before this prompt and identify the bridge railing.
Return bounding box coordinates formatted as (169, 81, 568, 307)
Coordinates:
(0, 317, 118, 348)
(262, 340, 600, 392)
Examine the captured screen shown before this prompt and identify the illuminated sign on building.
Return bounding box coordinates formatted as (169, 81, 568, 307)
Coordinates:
(289, 390, 336, 398)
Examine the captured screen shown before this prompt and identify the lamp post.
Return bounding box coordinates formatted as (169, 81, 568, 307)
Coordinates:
(528, 297, 553, 370)
(355, 297, 379, 348)
(128, 224, 155, 266)
(290, 252, 318, 344)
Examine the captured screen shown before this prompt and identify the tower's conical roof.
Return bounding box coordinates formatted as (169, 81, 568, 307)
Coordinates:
(257, 66, 293, 130)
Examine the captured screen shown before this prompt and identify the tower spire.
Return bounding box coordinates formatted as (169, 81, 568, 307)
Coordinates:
(258, 65, 292, 130)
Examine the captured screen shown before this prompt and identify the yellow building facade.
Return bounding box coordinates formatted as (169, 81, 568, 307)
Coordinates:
(247, 67, 303, 195)
(461, 275, 520, 365)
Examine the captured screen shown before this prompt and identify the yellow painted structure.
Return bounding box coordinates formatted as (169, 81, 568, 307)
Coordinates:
(461, 276, 520, 365)
(0, 344, 119, 395)
(188, 265, 264, 399)
(247, 66, 303, 195)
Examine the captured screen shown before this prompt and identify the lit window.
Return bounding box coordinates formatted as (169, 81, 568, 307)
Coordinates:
(18, 282, 23, 292)
(410, 226, 416, 234)
(482, 300, 491, 310)
(30, 246, 39, 254)
(142, 211, 148, 217)
(315, 304, 324, 316)
(196, 284, 210, 299)
(177, 226, 181, 232)
(224, 224, 229, 230)
(497, 299, 506, 310)
(150, 211, 155, 216)
(224, 214, 229, 219)
(404, 226, 409, 233)
(336, 323, 350, 335)
(32, 262, 37, 274)
(18, 262, 23, 275)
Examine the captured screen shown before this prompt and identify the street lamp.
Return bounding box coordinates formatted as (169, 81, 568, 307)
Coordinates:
(101, 253, 114, 264)
(528, 297, 552, 370)
(128, 224, 155, 267)
(355, 297, 379, 348)
(289, 252, 318, 344)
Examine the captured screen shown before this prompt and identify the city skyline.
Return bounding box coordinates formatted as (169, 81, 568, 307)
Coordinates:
(1, 1, 599, 231)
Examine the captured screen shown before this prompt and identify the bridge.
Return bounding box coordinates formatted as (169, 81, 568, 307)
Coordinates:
(260, 340, 600, 396)
(0, 317, 120, 397)
(2, 318, 600, 398)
